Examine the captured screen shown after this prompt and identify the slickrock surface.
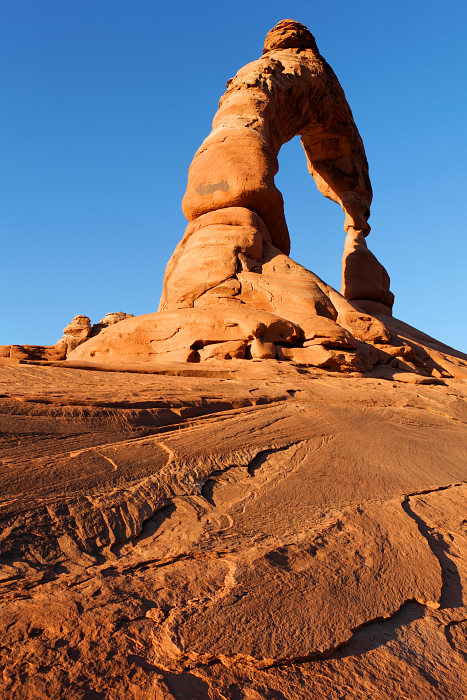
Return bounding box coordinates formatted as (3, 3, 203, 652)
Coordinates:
(0, 360, 466, 698)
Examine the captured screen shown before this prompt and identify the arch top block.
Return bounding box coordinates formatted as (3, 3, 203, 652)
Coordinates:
(262, 18, 319, 54)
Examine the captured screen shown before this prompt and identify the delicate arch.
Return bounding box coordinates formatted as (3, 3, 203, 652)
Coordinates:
(182, 19, 372, 256)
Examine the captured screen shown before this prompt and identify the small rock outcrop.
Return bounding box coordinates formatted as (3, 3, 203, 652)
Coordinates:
(90, 312, 134, 336)
(0, 314, 92, 362)
(59, 315, 92, 353)
(0, 313, 133, 362)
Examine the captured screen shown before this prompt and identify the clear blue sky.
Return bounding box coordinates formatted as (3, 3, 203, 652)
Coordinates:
(1, 1, 466, 350)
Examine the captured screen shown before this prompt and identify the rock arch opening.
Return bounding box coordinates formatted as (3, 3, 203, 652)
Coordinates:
(275, 135, 344, 290)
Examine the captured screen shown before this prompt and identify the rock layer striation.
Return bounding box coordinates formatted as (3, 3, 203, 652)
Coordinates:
(0, 361, 466, 698)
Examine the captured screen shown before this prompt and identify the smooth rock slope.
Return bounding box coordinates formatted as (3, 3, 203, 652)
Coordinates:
(0, 361, 466, 698)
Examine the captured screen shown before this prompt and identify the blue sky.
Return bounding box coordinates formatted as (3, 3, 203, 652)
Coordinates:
(1, 0, 466, 350)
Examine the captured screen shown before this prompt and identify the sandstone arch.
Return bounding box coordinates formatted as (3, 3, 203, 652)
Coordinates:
(160, 19, 393, 315)
(182, 19, 372, 257)
(70, 20, 405, 373)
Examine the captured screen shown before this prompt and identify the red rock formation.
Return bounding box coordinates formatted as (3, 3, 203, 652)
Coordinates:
(147, 19, 395, 364)
(178, 17, 393, 317)
(5, 21, 457, 383)
(182, 18, 373, 254)
(68, 21, 462, 380)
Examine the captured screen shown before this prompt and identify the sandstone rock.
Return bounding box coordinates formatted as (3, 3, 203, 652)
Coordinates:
(426, 350, 467, 380)
(375, 343, 416, 362)
(60, 315, 92, 353)
(277, 344, 361, 371)
(151, 17, 395, 373)
(1, 361, 466, 697)
(68, 308, 302, 364)
(198, 339, 247, 361)
(3, 313, 137, 363)
(181, 20, 373, 255)
(249, 338, 276, 359)
(352, 300, 394, 317)
(64, 20, 454, 380)
(193, 279, 242, 306)
(159, 208, 265, 311)
(262, 17, 319, 53)
(91, 312, 134, 335)
(1, 19, 466, 699)
(152, 348, 198, 363)
(56, 313, 135, 355)
(237, 242, 340, 323)
(355, 340, 382, 369)
(337, 309, 392, 344)
(7, 343, 67, 362)
(300, 316, 357, 349)
(341, 230, 394, 313)
(62, 315, 91, 339)
(0, 314, 93, 362)
(369, 364, 446, 384)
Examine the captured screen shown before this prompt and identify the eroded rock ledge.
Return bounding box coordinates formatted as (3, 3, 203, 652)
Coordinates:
(0, 311, 133, 361)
